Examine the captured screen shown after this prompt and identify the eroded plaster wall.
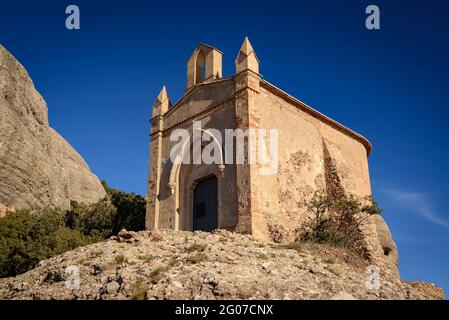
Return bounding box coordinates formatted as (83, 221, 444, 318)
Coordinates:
(252, 85, 372, 243)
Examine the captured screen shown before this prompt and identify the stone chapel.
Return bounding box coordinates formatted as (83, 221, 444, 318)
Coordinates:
(146, 37, 398, 277)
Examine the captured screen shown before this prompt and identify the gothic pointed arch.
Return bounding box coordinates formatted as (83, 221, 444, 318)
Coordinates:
(168, 128, 225, 195)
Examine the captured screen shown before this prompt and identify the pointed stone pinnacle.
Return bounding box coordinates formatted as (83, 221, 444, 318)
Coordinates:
(235, 36, 259, 63)
(157, 85, 169, 103)
(152, 85, 170, 116)
(240, 36, 253, 55)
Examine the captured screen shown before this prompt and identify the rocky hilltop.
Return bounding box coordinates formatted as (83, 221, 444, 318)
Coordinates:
(0, 230, 443, 300)
(0, 45, 105, 211)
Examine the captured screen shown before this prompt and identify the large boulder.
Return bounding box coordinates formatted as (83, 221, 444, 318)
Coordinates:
(0, 45, 105, 211)
(374, 215, 399, 277)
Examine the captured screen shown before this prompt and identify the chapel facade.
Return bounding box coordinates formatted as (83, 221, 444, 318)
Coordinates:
(146, 38, 398, 277)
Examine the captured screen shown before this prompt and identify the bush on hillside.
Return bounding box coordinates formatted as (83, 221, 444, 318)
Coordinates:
(101, 180, 146, 233)
(0, 181, 146, 278)
(65, 198, 116, 240)
(298, 190, 382, 256)
(0, 210, 94, 277)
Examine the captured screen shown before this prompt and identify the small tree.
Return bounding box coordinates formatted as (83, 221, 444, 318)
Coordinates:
(101, 180, 146, 233)
(298, 190, 382, 256)
(65, 199, 116, 240)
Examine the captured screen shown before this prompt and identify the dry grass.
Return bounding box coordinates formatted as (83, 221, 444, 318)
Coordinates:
(114, 254, 128, 264)
(186, 252, 207, 264)
(149, 259, 178, 284)
(138, 255, 153, 263)
(131, 278, 149, 300)
(186, 243, 207, 253)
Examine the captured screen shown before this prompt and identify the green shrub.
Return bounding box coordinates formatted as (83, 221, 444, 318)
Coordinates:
(65, 198, 116, 240)
(0, 210, 94, 277)
(102, 180, 146, 233)
(298, 190, 382, 256)
(0, 180, 147, 278)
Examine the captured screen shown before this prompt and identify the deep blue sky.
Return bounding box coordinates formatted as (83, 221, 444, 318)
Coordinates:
(1, 0, 449, 295)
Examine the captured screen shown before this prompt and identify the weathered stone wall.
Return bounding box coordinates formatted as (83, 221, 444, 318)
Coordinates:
(252, 85, 327, 242)
(251, 82, 398, 277)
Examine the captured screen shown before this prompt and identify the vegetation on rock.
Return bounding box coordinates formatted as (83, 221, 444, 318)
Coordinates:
(298, 190, 382, 256)
(0, 181, 145, 278)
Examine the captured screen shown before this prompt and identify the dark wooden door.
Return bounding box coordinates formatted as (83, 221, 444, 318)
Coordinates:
(193, 176, 218, 232)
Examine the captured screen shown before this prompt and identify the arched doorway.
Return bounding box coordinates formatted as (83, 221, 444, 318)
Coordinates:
(192, 175, 218, 231)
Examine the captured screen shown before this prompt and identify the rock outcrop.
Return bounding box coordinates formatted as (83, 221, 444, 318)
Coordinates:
(373, 215, 399, 277)
(0, 203, 14, 218)
(0, 45, 105, 211)
(0, 230, 443, 300)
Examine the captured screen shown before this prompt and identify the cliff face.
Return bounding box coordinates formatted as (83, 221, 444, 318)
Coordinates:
(0, 230, 443, 300)
(0, 45, 105, 211)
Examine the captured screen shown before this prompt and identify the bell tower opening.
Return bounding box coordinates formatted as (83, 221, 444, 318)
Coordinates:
(186, 43, 223, 90)
(192, 175, 218, 232)
(195, 50, 206, 84)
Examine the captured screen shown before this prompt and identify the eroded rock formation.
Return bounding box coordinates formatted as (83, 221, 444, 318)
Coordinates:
(0, 45, 105, 211)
